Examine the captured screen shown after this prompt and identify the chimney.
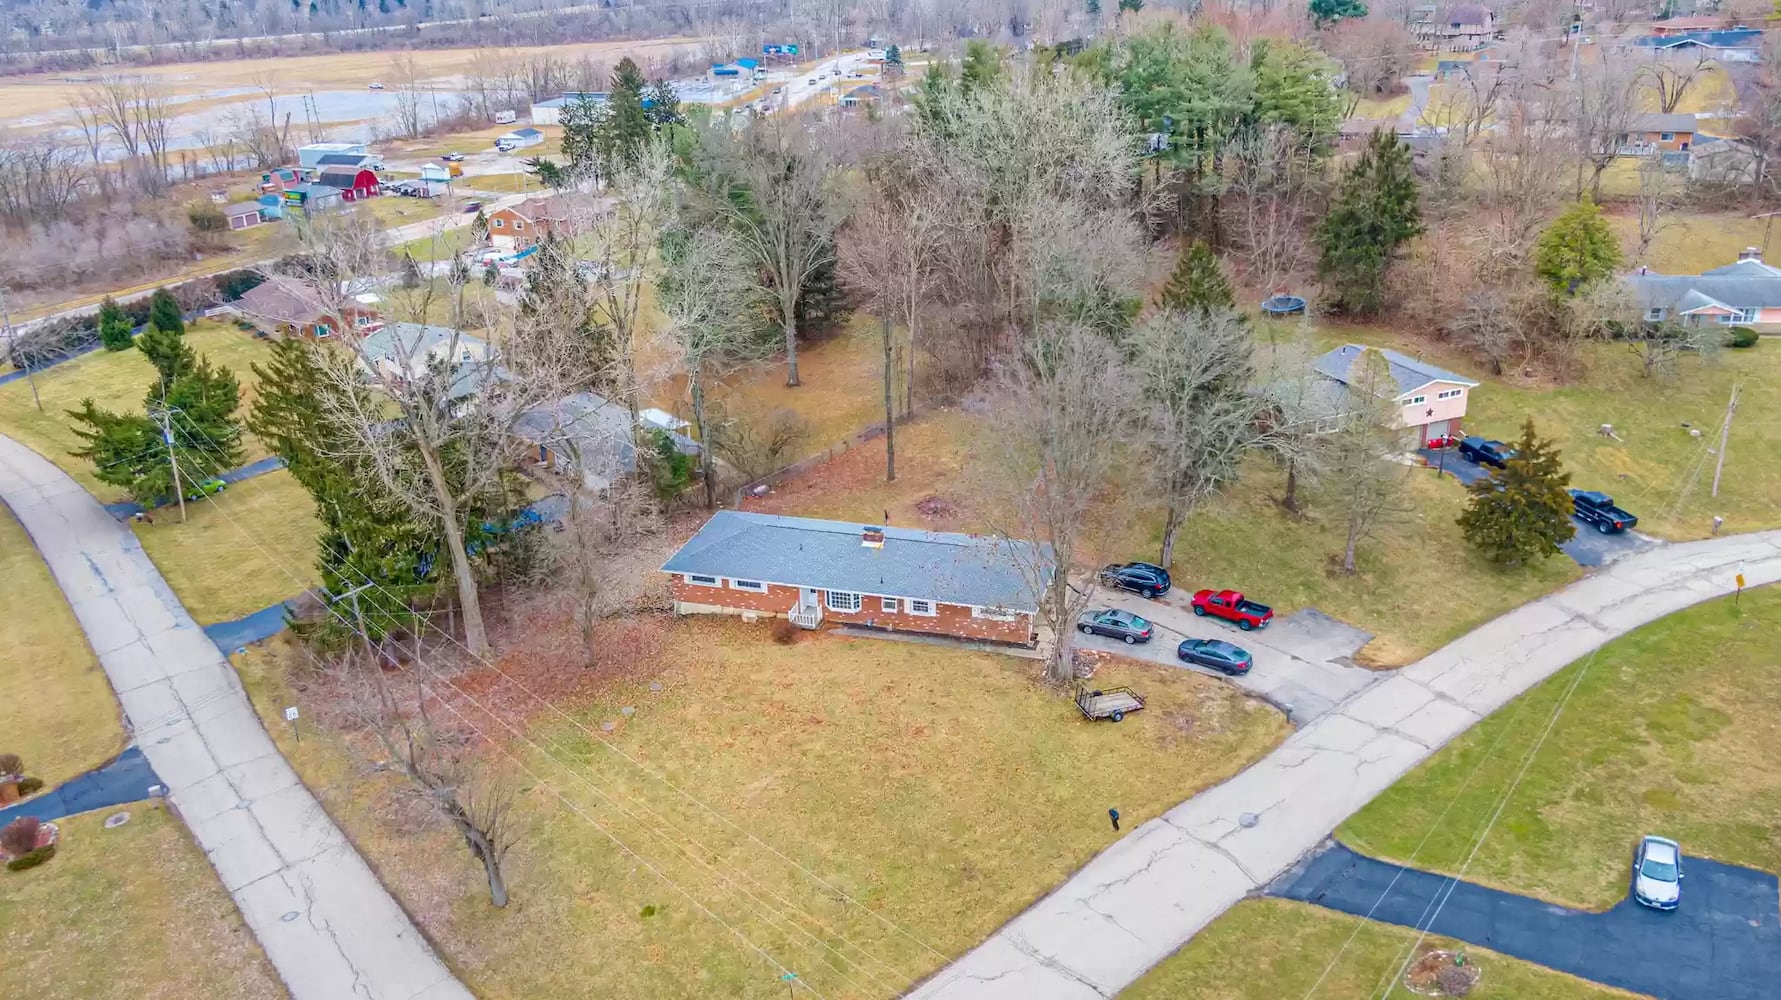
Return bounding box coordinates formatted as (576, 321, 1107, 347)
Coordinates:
(1739, 246, 1763, 262)
(861, 526, 885, 549)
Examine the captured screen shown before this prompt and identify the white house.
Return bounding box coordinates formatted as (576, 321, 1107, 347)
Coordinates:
(529, 92, 607, 126)
(358, 323, 493, 384)
(495, 127, 546, 152)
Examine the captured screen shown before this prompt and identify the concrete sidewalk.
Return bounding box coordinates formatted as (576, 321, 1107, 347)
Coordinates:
(908, 529, 1781, 999)
(0, 434, 470, 1000)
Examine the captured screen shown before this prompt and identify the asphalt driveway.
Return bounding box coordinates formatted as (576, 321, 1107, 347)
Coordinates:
(1419, 448, 1659, 568)
(1270, 841, 1781, 1000)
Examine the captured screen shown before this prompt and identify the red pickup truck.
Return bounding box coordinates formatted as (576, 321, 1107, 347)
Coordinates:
(1191, 589, 1274, 631)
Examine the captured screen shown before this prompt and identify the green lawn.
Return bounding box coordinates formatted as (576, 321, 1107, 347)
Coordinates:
(0, 321, 276, 500)
(1611, 209, 1775, 274)
(0, 807, 286, 1000)
(132, 470, 321, 624)
(1342, 586, 1781, 910)
(236, 620, 1289, 1000)
(1122, 899, 1628, 1000)
(460, 171, 545, 195)
(394, 226, 476, 262)
(0, 507, 122, 787)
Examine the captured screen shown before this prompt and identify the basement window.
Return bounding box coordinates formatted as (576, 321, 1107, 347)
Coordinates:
(730, 579, 766, 593)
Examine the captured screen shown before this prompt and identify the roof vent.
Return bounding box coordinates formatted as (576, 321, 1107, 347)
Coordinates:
(1739, 246, 1763, 261)
(861, 526, 885, 549)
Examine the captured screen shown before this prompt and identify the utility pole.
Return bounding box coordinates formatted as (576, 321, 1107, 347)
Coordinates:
(156, 389, 187, 523)
(1711, 383, 1738, 499)
(0, 286, 41, 412)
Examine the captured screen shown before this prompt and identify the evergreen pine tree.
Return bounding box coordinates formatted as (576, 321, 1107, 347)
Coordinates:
(147, 287, 186, 336)
(791, 247, 851, 340)
(98, 296, 134, 351)
(1457, 418, 1575, 566)
(643, 78, 683, 126)
(1160, 240, 1239, 317)
(136, 323, 196, 394)
(1316, 129, 1422, 315)
(884, 45, 904, 78)
(1087, 0, 1101, 14)
(596, 58, 653, 173)
(158, 355, 244, 478)
(1534, 197, 1623, 294)
(67, 402, 165, 497)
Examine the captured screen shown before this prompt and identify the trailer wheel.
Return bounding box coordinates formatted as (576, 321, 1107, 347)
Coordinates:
(1110, 710, 1125, 723)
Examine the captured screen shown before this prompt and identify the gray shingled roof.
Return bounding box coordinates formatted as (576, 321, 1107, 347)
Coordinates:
(1624, 269, 1781, 312)
(1629, 112, 1699, 133)
(661, 511, 1052, 612)
(1311, 344, 1479, 396)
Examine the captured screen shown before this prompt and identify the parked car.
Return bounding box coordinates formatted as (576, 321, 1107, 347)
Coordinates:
(368, 81, 385, 90)
(1570, 489, 1639, 535)
(441, 152, 466, 162)
(185, 477, 226, 500)
(1099, 562, 1171, 598)
(1177, 638, 1253, 676)
(1458, 436, 1516, 468)
(1632, 835, 1683, 910)
(1191, 589, 1273, 630)
(1076, 609, 1155, 644)
(462, 200, 483, 213)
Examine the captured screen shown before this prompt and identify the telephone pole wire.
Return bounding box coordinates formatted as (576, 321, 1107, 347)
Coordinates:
(1711, 382, 1739, 499)
(156, 388, 187, 523)
(1, 286, 41, 412)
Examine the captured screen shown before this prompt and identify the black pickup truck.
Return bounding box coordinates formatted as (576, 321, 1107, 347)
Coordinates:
(1570, 489, 1639, 534)
(1459, 436, 1517, 469)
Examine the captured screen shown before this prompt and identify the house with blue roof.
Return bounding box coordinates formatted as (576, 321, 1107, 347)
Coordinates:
(1308, 345, 1482, 446)
(1630, 28, 1762, 62)
(1624, 249, 1781, 330)
(662, 511, 1052, 645)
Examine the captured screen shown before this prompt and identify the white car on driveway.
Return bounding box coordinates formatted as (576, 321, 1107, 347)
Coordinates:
(1632, 835, 1683, 910)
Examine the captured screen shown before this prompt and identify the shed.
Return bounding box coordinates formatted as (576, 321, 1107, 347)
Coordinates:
(221, 201, 265, 230)
(314, 167, 381, 200)
(495, 127, 545, 151)
(282, 182, 343, 213)
(254, 193, 286, 220)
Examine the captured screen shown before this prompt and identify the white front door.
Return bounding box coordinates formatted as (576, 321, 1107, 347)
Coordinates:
(800, 587, 819, 608)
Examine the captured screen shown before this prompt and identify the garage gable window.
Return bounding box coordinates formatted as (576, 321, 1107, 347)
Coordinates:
(826, 591, 862, 612)
(492, 217, 505, 228)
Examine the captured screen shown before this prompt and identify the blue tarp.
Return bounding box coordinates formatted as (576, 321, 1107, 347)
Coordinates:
(0, 746, 162, 826)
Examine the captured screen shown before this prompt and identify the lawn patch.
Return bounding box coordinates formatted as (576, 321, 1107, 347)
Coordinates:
(1341, 586, 1781, 910)
(131, 470, 320, 624)
(236, 617, 1288, 999)
(0, 806, 285, 1000)
(0, 508, 122, 787)
(1121, 898, 1625, 1000)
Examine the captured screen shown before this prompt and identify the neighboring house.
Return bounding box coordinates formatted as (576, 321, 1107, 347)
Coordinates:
(313, 151, 384, 173)
(254, 193, 286, 220)
(260, 166, 302, 193)
(486, 195, 579, 249)
(281, 182, 343, 213)
(357, 323, 493, 382)
(1624, 250, 1781, 329)
(297, 142, 368, 170)
(234, 275, 373, 338)
(1647, 15, 1732, 36)
(662, 511, 1053, 646)
(530, 91, 607, 125)
(315, 167, 381, 200)
(514, 391, 640, 491)
(495, 127, 545, 152)
(1688, 136, 1760, 185)
(1617, 112, 1697, 156)
(1409, 4, 1439, 41)
(222, 201, 265, 230)
(1309, 344, 1481, 445)
(840, 84, 882, 110)
(1435, 3, 1495, 49)
(1630, 28, 1762, 62)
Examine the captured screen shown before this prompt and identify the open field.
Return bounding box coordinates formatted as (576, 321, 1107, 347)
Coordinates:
(350, 193, 451, 228)
(1342, 586, 1781, 910)
(394, 226, 476, 262)
(0, 507, 122, 787)
(1351, 91, 1411, 119)
(0, 38, 703, 122)
(459, 171, 550, 195)
(1611, 208, 1775, 274)
(1121, 898, 1627, 1000)
(0, 320, 277, 498)
(0, 806, 286, 1000)
(132, 469, 320, 624)
(236, 617, 1288, 999)
(11, 221, 291, 322)
(745, 409, 1580, 666)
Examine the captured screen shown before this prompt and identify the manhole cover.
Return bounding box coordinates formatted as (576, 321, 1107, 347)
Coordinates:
(600, 720, 617, 732)
(281, 911, 301, 923)
(1238, 812, 1260, 828)
(104, 811, 131, 829)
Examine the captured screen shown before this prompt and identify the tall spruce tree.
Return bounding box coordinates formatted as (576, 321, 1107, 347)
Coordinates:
(136, 322, 194, 395)
(147, 287, 185, 336)
(98, 296, 133, 351)
(1457, 418, 1575, 565)
(597, 58, 653, 174)
(1161, 240, 1239, 317)
(69, 345, 242, 501)
(1316, 129, 1422, 315)
(1534, 197, 1623, 295)
(643, 78, 682, 126)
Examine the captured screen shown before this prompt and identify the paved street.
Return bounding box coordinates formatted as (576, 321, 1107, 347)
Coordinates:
(908, 528, 1781, 1000)
(0, 434, 470, 1000)
(1078, 589, 1379, 724)
(1272, 842, 1781, 1000)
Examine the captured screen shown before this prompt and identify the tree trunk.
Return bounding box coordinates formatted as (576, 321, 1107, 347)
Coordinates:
(692, 373, 716, 509)
(419, 442, 490, 657)
(481, 848, 509, 907)
(1342, 509, 1361, 575)
(781, 288, 801, 387)
(881, 314, 895, 482)
(1159, 500, 1182, 568)
(1282, 460, 1300, 514)
(1045, 575, 1073, 686)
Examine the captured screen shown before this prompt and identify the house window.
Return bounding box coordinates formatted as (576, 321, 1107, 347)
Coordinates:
(1437, 388, 1463, 400)
(730, 579, 766, 593)
(684, 574, 721, 587)
(972, 607, 1019, 623)
(493, 218, 505, 228)
(314, 324, 330, 338)
(515, 221, 525, 230)
(826, 591, 862, 612)
(881, 596, 900, 613)
(907, 599, 937, 617)
(1646, 307, 1666, 322)
(1737, 308, 1759, 323)
(1660, 132, 1675, 142)
(1408, 395, 1427, 405)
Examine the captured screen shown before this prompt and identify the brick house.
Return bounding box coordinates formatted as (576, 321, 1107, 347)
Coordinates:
(486, 195, 578, 249)
(662, 512, 1053, 646)
(1618, 113, 1698, 157)
(233, 275, 375, 338)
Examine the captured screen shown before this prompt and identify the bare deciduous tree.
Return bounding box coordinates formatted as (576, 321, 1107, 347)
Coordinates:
(582, 140, 677, 413)
(558, 480, 659, 667)
(388, 53, 428, 139)
(983, 322, 1135, 685)
(1321, 347, 1413, 574)
(1569, 57, 1642, 200)
(1638, 50, 1717, 115)
(1219, 126, 1322, 295)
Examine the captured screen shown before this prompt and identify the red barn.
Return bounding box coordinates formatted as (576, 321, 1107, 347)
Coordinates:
(314, 167, 381, 201)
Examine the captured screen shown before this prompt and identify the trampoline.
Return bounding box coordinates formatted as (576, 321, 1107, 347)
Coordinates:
(1261, 294, 1308, 316)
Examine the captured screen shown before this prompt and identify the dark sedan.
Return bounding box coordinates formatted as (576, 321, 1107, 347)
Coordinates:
(1177, 638, 1253, 676)
(1076, 609, 1155, 644)
(1099, 561, 1171, 598)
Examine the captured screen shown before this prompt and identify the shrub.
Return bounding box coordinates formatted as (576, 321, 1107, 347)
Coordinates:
(187, 202, 228, 233)
(16, 777, 43, 796)
(0, 816, 41, 856)
(6, 844, 56, 872)
(0, 752, 20, 775)
(711, 405, 811, 483)
(1726, 325, 1760, 349)
(769, 618, 800, 644)
(214, 268, 267, 302)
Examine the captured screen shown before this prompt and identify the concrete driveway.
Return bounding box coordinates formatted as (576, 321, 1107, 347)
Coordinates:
(1271, 841, 1781, 1000)
(1419, 448, 1659, 568)
(1076, 588, 1381, 724)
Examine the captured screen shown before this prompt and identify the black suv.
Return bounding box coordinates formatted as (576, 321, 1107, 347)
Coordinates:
(1458, 436, 1516, 469)
(1099, 562, 1171, 598)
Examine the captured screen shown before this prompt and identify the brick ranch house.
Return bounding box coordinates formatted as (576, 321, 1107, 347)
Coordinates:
(662, 511, 1053, 647)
